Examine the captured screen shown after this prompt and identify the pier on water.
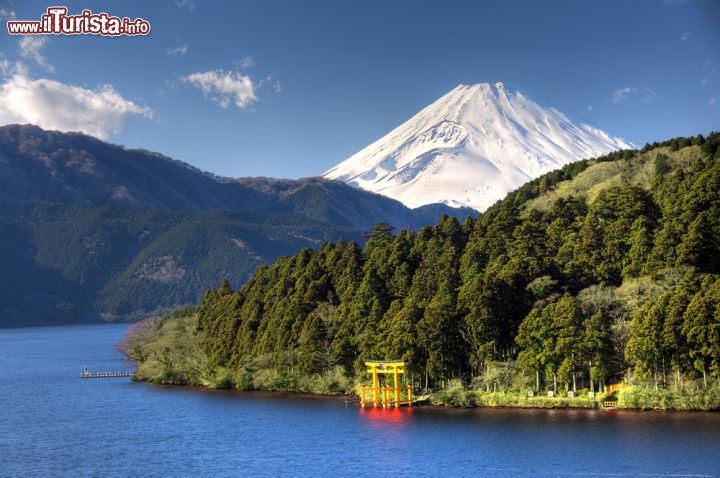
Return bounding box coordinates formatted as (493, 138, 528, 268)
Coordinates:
(80, 367, 135, 379)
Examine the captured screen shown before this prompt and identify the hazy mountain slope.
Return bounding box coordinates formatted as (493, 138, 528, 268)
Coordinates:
(324, 83, 632, 210)
(0, 219, 93, 327)
(0, 125, 474, 327)
(0, 203, 360, 327)
(0, 125, 259, 213)
(0, 124, 469, 229)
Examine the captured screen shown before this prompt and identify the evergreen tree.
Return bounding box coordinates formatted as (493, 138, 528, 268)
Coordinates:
(683, 277, 720, 387)
(553, 295, 584, 392)
(626, 297, 667, 388)
(185, 134, 720, 395)
(676, 212, 718, 272)
(583, 311, 612, 393)
(622, 217, 654, 279)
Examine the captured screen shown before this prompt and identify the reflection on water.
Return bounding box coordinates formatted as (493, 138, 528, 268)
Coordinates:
(1, 324, 720, 477)
(360, 405, 414, 425)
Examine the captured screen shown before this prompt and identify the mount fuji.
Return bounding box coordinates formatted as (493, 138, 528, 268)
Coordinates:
(323, 82, 632, 211)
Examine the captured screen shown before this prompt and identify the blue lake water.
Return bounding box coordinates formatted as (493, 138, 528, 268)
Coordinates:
(2, 323, 720, 477)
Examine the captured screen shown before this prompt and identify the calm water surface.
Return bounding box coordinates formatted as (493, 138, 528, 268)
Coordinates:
(1, 324, 719, 477)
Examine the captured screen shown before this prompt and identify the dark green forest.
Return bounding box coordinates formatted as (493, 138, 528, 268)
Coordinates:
(0, 204, 361, 326)
(0, 124, 470, 327)
(130, 134, 720, 406)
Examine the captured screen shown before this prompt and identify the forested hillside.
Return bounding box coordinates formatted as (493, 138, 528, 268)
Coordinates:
(137, 133, 720, 402)
(0, 204, 359, 326)
(0, 124, 471, 228)
(0, 125, 472, 327)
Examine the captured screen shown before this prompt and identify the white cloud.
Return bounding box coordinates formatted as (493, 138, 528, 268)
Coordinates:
(18, 36, 53, 71)
(611, 86, 655, 104)
(182, 69, 257, 109)
(701, 60, 716, 86)
(611, 86, 636, 104)
(0, 55, 11, 77)
(0, 54, 30, 79)
(680, 32, 689, 41)
(167, 44, 188, 56)
(258, 74, 282, 94)
(0, 7, 16, 20)
(642, 88, 656, 103)
(235, 56, 255, 68)
(175, 0, 195, 11)
(0, 74, 154, 139)
(710, 97, 717, 105)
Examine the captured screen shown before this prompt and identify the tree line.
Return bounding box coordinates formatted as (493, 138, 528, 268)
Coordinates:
(194, 133, 720, 393)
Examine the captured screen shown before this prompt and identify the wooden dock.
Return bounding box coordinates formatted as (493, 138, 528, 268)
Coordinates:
(80, 368, 135, 379)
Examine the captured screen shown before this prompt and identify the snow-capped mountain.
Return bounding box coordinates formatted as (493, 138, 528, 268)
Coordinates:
(323, 82, 632, 211)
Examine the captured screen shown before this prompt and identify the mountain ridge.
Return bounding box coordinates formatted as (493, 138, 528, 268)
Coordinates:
(0, 124, 474, 327)
(0, 123, 474, 227)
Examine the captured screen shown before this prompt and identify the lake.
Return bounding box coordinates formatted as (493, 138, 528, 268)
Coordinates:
(2, 324, 720, 477)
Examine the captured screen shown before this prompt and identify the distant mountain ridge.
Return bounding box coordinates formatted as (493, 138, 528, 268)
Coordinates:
(0, 124, 472, 228)
(0, 124, 474, 327)
(324, 83, 632, 210)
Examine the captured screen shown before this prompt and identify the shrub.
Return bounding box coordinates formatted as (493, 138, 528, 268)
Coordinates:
(432, 379, 473, 407)
(618, 385, 720, 411)
(204, 368, 234, 389)
(309, 367, 353, 394)
(233, 369, 254, 391)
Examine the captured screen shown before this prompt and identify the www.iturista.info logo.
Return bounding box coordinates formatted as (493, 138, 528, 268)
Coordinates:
(6, 6, 151, 36)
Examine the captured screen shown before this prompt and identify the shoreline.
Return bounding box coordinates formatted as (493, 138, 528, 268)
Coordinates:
(131, 378, 719, 413)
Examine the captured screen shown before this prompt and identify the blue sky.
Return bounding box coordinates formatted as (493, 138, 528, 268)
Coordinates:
(0, 0, 718, 178)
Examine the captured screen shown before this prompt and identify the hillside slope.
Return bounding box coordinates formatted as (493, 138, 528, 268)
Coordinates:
(0, 125, 474, 327)
(0, 124, 472, 229)
(0, 204, 359, 327)
(169, 133, 720, 396)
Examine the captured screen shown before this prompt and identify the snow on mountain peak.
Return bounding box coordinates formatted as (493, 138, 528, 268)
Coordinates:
(323, 83, 632, 211)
